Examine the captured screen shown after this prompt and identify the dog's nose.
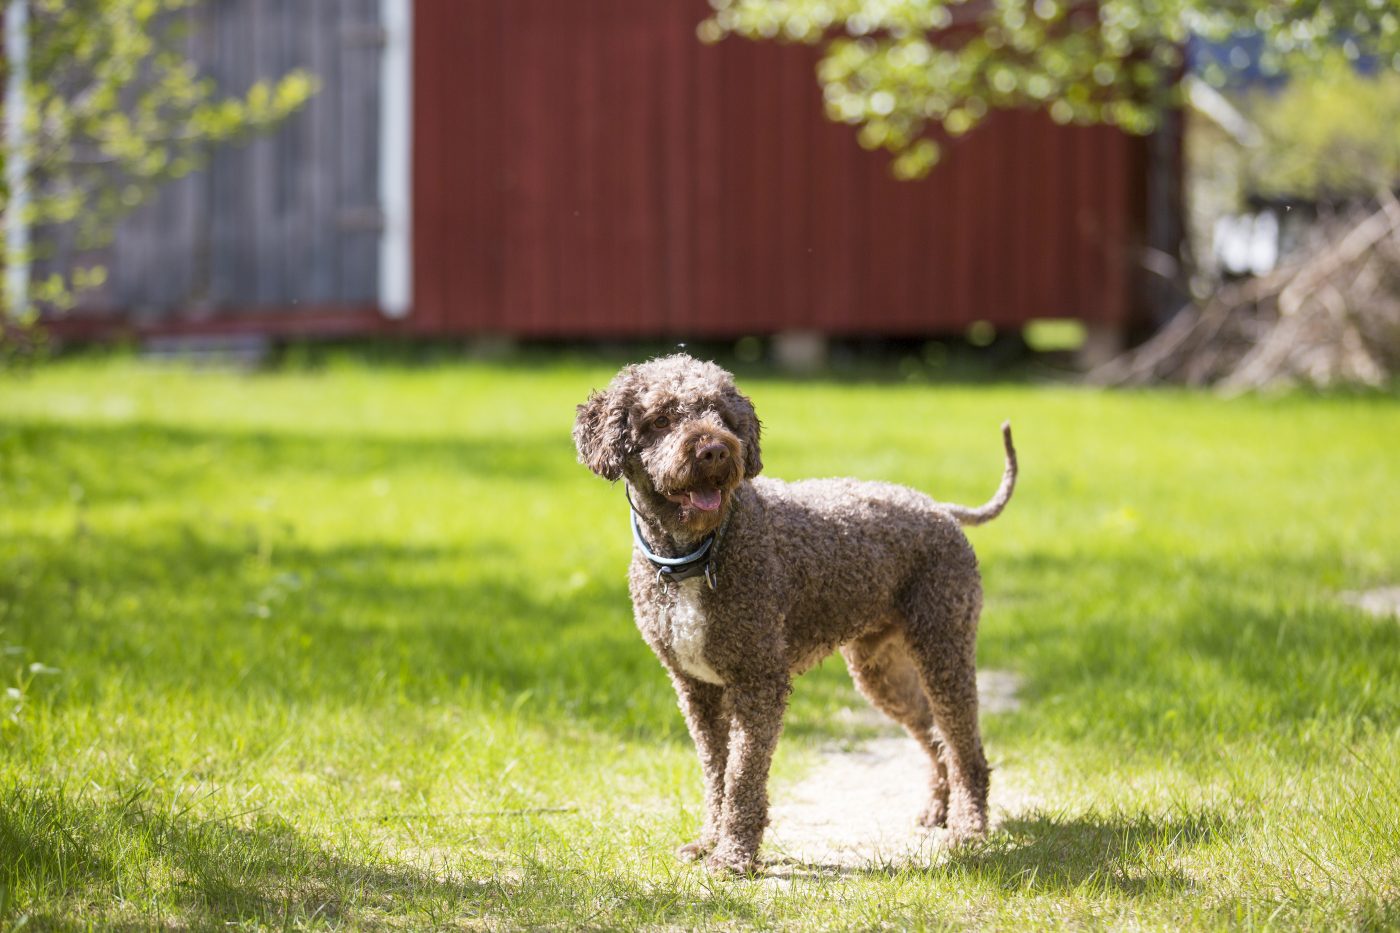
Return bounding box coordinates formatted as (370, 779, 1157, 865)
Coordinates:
(696, 441, 729, 464)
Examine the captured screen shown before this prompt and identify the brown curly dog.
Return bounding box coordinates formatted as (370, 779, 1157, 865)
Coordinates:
(573, 354, 1016, 874)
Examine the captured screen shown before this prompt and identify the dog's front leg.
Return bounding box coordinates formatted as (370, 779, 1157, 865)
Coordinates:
(707, 676, 790, 874)
(670, 674, 729, 861)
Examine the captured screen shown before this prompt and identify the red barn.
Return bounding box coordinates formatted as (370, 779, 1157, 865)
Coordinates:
(41, 0, 1179, 344)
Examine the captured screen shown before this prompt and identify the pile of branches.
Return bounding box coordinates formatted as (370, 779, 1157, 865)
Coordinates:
(1091, 197, 1400, 391)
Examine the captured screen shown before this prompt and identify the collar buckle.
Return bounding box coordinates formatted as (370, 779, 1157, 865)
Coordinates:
(628, 488, 723, 592)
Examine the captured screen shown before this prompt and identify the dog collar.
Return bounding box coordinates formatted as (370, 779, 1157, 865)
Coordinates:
(626, 486, 721, 590)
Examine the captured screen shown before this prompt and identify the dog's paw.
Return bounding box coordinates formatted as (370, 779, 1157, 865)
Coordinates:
(703, 844, 758, 877)
(676, 840, 713, 862)
(942, 820, 988, 850)
(917, 800, 948, 829)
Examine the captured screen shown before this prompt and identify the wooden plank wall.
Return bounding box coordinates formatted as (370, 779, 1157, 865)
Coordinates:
(58, 0, 383, 317)
(413, 0, 1152, 338)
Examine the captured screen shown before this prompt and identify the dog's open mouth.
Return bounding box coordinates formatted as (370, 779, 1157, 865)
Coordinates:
(665, 487, 723, 512)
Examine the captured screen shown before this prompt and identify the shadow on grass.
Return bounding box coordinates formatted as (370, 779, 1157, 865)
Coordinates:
(770, 808, 1229, 897)
(1, 783, 764, 929)
(3, 507, 868, 745)
(1, 782, 501, 927)
(949, 809, 1225, 895)
(2, 527, 682, 736)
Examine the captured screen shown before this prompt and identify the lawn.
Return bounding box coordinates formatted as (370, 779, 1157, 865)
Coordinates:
(1, 353, 1398, 930)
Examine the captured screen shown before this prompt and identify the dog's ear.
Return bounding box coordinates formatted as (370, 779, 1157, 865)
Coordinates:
(573, 386, 631, 481)
(726, 386, 763, 479)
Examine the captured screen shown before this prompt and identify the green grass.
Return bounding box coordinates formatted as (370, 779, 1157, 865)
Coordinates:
(1, 354, 1398, 930)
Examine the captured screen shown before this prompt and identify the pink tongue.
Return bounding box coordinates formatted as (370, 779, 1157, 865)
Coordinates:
(689, 489, 722, 512)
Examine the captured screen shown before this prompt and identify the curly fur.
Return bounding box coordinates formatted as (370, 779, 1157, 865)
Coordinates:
(574, 354, 1017, 874)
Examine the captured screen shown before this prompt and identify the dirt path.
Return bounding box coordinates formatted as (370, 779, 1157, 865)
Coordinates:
(765, 669, 1036, 872)
(1343, 587, 1400, 619)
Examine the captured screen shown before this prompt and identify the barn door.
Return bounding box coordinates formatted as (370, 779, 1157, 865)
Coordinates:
(98, 0, 384, 316)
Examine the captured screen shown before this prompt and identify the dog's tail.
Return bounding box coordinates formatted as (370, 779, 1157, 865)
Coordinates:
(943, 422, 1017, 527)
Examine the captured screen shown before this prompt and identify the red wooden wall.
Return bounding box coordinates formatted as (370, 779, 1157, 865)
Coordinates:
(411, 0, 1151, 339)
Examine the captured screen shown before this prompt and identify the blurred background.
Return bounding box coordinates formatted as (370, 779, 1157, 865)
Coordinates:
(6, 0, 1398, 385)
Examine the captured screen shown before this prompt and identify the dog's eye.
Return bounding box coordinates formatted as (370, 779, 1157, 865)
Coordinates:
(651, 416, 671, 430)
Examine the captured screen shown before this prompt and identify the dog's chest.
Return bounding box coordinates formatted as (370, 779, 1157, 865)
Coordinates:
(663, 579, 725, 685)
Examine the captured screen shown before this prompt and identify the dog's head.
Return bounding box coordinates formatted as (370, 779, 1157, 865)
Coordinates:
(573, 354, 762, 534)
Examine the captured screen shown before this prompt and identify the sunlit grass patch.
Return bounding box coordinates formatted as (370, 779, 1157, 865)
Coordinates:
(1, 354, 1397, 928)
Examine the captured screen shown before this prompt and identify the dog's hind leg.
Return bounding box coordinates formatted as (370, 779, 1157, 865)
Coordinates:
(841, 631, 950, 828)
(901, 588, 990, 845)
(669, 674, 730, 861)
